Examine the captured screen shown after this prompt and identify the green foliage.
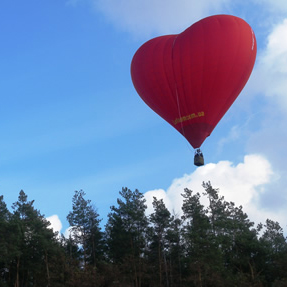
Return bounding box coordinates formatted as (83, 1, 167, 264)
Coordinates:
(147, 197, 172, 286)
(1, 182, 287, 287)
(147, 197, 184, 287)
(105, 187, 148, 287)
(0, 190, 65, 287)
(0, 195, 10, 262)
(67, 190, 104, 266)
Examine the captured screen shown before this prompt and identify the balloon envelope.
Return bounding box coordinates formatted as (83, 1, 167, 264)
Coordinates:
(131, 15, 257, 148)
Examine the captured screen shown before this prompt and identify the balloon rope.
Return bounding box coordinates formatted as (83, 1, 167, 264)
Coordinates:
(175, 87, 186, 138)
(175, 85, 194, 153)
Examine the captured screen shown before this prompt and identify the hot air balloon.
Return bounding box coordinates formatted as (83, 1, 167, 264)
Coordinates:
(131, 15, 257, 166)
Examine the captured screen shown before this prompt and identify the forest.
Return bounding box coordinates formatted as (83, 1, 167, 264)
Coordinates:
(1, 182, 287, 287)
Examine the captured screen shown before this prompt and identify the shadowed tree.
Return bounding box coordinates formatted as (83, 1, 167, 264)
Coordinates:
(10, 190, 62, 287)
(165, 216, 184, 287)
(148, 197, 172, 287)
(105, 187, 148, 287)
(67, 190, 103, 268)
(181, 188, 213, 286)
(259, 219, 287, 284)
(0, 195, 11, 284)
(202, 182, 262, 285)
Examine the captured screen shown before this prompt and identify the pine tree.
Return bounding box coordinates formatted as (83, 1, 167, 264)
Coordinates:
(148, 197, 172, 287)
(181, 188, 213, 286)
(105, 187, 148, 287)
(165, 216, 184, 287)
(0, 195, 11, 284)
(10, 190, 62, 287)
(66, 190, 103, 268)
(202, 182, 262, 285)
(259, 219, 287, 284)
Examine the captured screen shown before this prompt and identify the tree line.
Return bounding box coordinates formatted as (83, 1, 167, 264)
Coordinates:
(1, 182, 287, 287)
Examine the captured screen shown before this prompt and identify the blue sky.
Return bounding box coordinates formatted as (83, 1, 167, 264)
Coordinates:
(1, 0, 287, 234)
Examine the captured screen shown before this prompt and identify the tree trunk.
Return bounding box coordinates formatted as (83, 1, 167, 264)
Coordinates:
(158, 238, 162, 287)
(248, 261, 255, 281)
(45, 249, 50, 287)
(130, 237, 138, 287)
(92, 233, 96, 266)
(198, 265, 202, 287)
(15, 256, 20, 287)
(163, 247, 169, 287)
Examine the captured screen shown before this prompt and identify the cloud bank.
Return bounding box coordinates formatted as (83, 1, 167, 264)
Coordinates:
(246, 17, 287, 184)
(145, 154, 287, 230)
(254, 18, 287, 110)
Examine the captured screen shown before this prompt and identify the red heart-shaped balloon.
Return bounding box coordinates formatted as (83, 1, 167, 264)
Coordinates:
(131, 15, 256, 148)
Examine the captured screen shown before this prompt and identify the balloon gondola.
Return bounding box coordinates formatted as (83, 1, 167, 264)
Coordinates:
(194, 149, 204, 167)
(131, 15, 257, 166)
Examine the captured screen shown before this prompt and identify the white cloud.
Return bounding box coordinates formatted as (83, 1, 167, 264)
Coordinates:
(254, 18, 287, 110)
(46, 215, 63, 234)
(144, 154, 287, 230)
(94, 0, 231, 37)
(245, 18, 287, 187)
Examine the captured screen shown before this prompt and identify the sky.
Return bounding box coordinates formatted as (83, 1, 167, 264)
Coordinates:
(1, 0, 287, 235)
